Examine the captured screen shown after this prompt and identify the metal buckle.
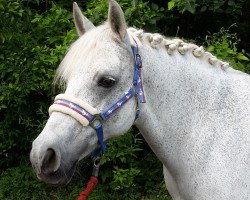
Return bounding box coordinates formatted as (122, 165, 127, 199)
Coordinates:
(92, 156, 101, 177)
(89, 114, 103, 128)
(135, 54, 142, 68)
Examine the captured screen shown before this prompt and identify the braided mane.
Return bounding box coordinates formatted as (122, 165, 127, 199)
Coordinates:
(128, 28, 231, 71)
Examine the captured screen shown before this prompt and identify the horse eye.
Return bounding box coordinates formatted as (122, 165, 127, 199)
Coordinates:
(98, 76, 116, 88)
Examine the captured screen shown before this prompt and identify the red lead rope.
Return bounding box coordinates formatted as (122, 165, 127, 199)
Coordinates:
(78, 157, 101, 200)
(78, 176, 98, 200)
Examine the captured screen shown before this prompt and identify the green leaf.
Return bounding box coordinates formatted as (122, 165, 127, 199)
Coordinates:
(207, 45, 215, 52)
(228, 0, 235, 6)
(237, 53, 249, 61)
(151, 3, 158, 11)
(200, 6, 207, 12)
(185, 0, 196, 14)
(168, 1, 175, 10)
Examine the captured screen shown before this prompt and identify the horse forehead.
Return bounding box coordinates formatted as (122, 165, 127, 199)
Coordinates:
(76, 27, 122, 52)
(76, 39, 124, 66)
(77, 41, 128, 71)
(68, 43, 124, 81)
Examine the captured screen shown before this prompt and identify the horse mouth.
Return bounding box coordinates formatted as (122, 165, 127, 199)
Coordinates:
(36, 162, 77, 185)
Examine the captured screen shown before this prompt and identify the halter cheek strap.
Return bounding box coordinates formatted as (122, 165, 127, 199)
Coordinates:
(48, 41, 145, 155)
(132, 42, 146, 104)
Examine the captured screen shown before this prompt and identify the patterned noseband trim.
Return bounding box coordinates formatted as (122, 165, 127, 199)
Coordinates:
(49, 94, 98, 126)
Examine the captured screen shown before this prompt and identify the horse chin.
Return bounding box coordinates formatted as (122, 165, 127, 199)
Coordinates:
(37, 162, 77, 186)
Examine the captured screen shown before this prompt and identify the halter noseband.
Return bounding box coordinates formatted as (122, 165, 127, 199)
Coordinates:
(49, 41, 145, 155)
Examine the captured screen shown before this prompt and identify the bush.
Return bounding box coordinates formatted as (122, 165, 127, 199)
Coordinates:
(0, 162, 83, 200)
(0, 1, 76, 168)
(99, 129, 168, 197)
(0, 153, 169, 200)
(84, 0, 165, 32)
(205, 27, 250, 73)
(167, 0, 245, 15)
(165, 0, 249, 53)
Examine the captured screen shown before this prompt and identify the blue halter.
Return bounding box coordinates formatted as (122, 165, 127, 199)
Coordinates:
(52, 41, 145, 155)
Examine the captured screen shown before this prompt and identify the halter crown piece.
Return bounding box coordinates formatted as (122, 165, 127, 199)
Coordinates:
(48, 40, 145, 155)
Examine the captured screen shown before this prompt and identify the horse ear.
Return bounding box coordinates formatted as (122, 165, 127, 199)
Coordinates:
(73, 2, 95, 36)
(108, 0, 127, 40)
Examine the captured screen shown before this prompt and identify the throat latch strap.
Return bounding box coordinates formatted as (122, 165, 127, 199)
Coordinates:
(132, 44, 146, 104)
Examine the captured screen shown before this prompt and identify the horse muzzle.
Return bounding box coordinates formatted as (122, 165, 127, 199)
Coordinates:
(30, 135, 77, 185)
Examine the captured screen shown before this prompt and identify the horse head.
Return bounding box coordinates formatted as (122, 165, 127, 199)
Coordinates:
(30, 0, 139, 185)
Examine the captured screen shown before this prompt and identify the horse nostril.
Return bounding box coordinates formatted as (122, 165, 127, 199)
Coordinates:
(41, 148, 60, 174)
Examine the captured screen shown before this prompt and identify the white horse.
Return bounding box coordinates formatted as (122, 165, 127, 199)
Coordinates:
(30, 0, 250, 199)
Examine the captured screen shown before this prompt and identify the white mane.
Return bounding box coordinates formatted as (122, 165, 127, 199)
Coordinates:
(127, 27, 231, 71)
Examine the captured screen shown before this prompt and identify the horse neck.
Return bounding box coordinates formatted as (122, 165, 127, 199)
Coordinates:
(134, 38, 238, 163)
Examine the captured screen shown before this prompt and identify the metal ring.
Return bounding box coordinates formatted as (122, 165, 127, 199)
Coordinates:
(93, 156, 101, 167)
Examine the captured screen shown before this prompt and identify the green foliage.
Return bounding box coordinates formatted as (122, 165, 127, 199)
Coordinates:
(0, 162, 84, 200)
(0, 0, 76, 168)
(84, 0, 165, 31)
(0, 157, 169, 200)
(168, 0, 245, 15)
(112, 167, 141, 190)
(205, 28, 250, 73)
(165, 0, 249, 51)
(96, 130, 168, 197)
(100, 131, 143, 193)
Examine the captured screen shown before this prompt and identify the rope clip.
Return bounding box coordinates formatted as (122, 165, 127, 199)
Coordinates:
(92, 157, 101, 177)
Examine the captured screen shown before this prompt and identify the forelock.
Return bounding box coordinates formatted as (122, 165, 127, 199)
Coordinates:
(54, 24, 115, 85)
